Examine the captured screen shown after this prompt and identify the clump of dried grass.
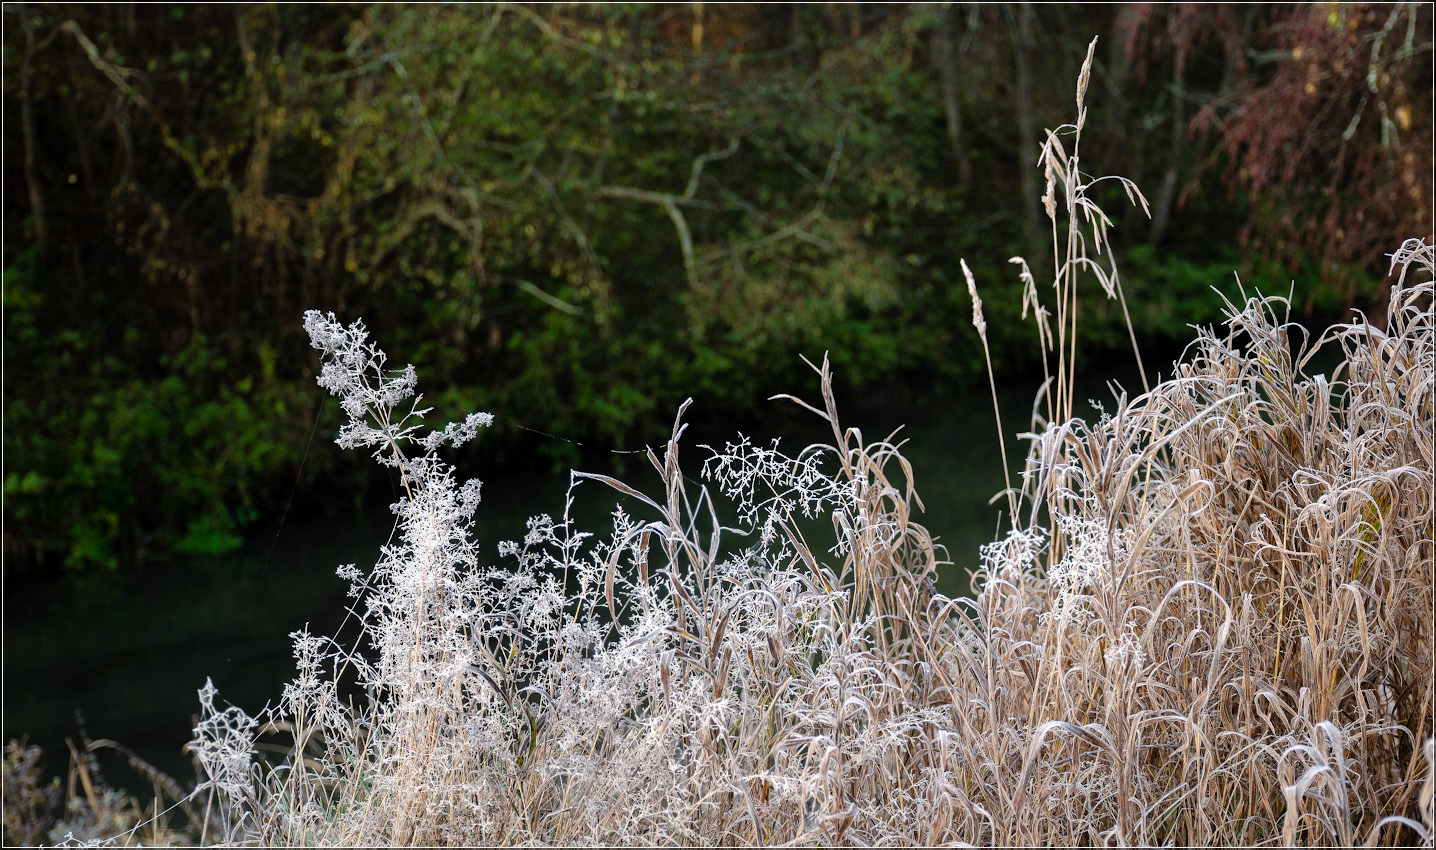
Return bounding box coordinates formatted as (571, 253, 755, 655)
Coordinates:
(950, 232, 1434, 845)
(953, 39, 1433, 846)
(174, 37, 1432, 848)
(2, 738, 60, 846)
(2, 735, 199, 847)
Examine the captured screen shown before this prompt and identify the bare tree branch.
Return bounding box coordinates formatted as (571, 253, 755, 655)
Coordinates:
(595, 138, 741, 291)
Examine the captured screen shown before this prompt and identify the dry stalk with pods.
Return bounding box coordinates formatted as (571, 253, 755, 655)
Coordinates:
(963, 36, 1151, 535)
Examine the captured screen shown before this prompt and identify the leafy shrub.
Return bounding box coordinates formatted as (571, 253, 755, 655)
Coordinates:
(2, 255, 313, 569)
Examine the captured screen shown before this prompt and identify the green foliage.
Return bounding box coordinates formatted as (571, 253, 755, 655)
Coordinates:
(1107, 244, 1245, 340)
(3, 256, 312, 569)
(2, 4, 1406, 576)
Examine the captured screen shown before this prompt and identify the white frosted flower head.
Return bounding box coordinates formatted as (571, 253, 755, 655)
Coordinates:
(1104, 621, 1145, 675)
(191, 678, 259, 802)
(961, 258, 986, 338)
(978, 526, 1049, 587)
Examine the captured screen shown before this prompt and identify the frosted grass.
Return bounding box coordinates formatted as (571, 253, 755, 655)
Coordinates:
(177, 40, 1434, 848)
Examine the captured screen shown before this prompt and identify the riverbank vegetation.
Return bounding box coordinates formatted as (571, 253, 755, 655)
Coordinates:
(2, 13, 1431, 847)
(183, 236, 1433, 845)
(4, 4, 1431, 574)
(160, 43, 1427, 845)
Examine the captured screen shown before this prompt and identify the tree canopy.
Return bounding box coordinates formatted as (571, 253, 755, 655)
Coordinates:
(4, 3, 1431, 573)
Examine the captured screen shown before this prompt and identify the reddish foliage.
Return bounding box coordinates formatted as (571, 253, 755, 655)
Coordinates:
(1125, 3, 1433, 310)
(1120, 3, 1250, 85)
(652, 3, 757, 54)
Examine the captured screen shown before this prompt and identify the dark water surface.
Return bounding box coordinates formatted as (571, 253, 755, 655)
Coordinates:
(3, 365, 1145, 793)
